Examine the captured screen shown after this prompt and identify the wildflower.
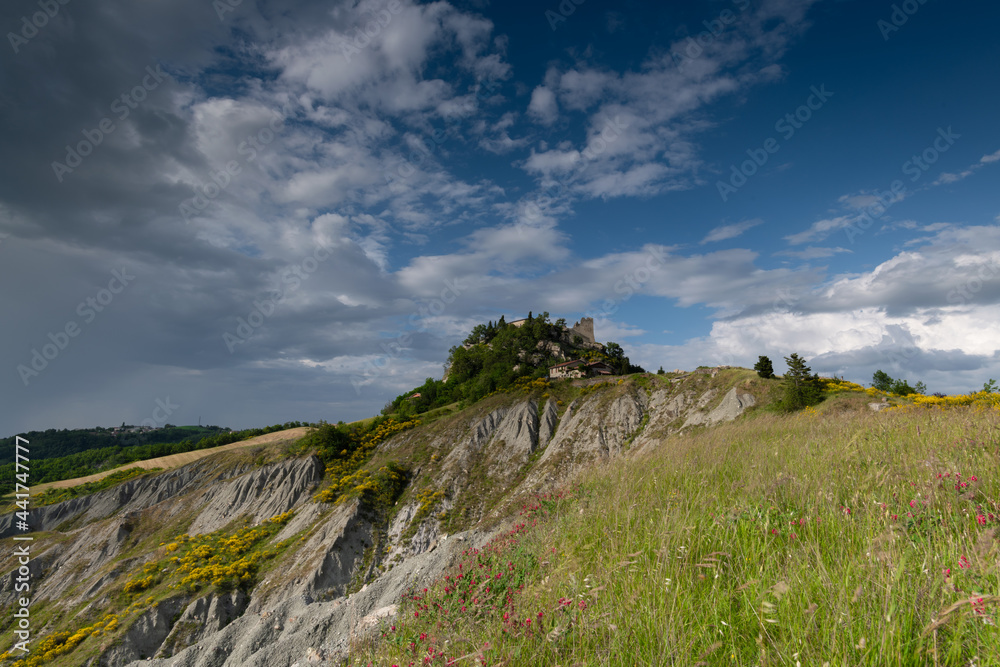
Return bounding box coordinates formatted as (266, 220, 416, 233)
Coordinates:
(977, 515, 987, 526)
(959, 556, 971, 570)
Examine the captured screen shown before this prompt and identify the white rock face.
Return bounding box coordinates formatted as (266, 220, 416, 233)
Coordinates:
(538, 398, 559, 448)
(684, 387, 756, 428)
(186, 456, 322, 536)
(487, 399, 540, 475)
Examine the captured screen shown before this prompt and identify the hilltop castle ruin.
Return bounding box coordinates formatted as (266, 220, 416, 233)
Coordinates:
(509, 316, 598, 346)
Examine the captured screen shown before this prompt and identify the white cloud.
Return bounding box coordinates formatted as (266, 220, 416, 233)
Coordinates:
(980, 149, 1000, 163)
(593, 317, 645, 340)
(527, 86, 558, 125)
(523, 147, 581, 175)
(932, 147, 1000, 185)
(701, 219, 763, 244)
(774, 246, 851, 260)
(513, 0, 821, 211)
(784, 216, 855, 246)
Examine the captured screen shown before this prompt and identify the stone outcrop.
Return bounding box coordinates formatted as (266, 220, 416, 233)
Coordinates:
(683, 387, 756, 428)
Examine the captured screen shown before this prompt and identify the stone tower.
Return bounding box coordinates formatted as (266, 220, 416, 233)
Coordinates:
(569, 317, 596, 344)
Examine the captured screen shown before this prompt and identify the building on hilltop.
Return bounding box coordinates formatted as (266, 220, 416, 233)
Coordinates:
(548, 359, 614, 380)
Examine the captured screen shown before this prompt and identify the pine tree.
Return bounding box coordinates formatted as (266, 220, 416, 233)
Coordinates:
(872, 369, 893, 392)
(781, 353, 822, 411)
(754, 355, 775, 379)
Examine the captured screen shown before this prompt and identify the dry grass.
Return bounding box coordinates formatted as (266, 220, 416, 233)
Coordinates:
(355, 404, 1000, 666)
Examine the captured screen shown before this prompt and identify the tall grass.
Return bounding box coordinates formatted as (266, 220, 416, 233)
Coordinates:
(354, 404, 1000, 666)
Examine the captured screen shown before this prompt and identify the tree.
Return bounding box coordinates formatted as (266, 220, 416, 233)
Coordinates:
(604, 342, 627, 374)
(872, 370, 893, 392)
(754, 356, 775, 379)
(657, 366, 665, 375)
(873, 369, 925, 396)
(889, 378, 916, 396)
(984, 378, 998, 394)
(781, 353, 822, 411)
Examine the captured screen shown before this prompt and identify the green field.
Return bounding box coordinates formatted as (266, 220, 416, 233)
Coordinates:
(353, 396, 1000, 666)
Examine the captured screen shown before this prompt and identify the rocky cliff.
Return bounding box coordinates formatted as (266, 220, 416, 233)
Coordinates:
(0, 368, 768, 667)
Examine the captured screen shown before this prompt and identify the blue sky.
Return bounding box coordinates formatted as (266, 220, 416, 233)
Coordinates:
(2, 0, 999, 435)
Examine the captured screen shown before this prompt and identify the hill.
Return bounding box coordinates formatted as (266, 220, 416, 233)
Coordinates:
(383, 312, 644, 418)
(1, 368, 998, 666)
(0, 422, 307, 496)
(0, 426, 230, 465)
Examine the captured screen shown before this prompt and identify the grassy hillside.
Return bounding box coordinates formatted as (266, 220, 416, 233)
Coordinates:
(352, 397, 1000, 666)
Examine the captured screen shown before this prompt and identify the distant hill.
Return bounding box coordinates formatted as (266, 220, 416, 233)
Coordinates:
(0, 425, 229, 465)
(0, 422, 306, 495)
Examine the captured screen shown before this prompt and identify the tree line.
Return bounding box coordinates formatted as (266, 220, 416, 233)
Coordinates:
(753, 353, 998, 412)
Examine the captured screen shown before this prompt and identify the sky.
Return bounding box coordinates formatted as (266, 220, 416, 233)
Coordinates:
(2, 0, 999, 436)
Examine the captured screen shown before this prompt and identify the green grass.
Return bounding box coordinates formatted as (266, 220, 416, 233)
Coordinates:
(352, 403, 1000, 666)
